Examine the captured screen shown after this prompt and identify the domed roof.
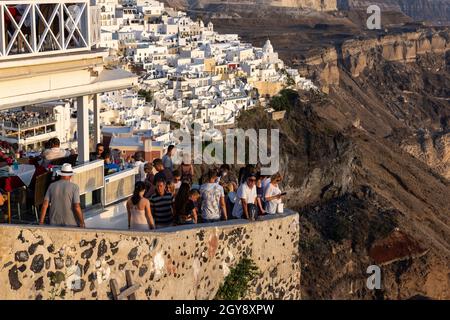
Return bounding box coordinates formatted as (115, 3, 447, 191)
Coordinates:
(263, 39, 274, 54)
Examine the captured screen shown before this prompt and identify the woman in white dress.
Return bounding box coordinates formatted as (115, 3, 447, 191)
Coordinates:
(264, 173, 284, 215)
(127, 181, 155, 230)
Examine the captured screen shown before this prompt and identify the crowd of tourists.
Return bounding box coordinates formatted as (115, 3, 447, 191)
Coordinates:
(125, 146, 286, 230)
(1, 140, 286, 230)
(40, 144, 284, 230)
(0, 110, 52, 127)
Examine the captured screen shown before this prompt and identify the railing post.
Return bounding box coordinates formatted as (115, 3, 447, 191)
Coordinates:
(85, 1, 91, 49)
(31, 3, 36, 53)
(76, 95, 90, 163)
(59, 2, 65, 50)
(93, 93, 101, 144)
(0, 4, 5, 56)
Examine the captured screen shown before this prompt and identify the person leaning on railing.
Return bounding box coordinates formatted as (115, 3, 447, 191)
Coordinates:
(232, 168, 258, 221)
(264, 172, 285, 215)
(199, 169, 227, 223)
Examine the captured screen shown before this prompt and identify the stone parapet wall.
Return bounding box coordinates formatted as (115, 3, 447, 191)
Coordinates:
(0, 212, 300, 300)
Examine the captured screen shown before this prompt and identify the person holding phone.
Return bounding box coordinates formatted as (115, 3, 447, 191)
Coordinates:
(264, 172, 284, 215)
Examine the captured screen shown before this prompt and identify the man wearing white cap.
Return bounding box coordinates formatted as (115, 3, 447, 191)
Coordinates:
(39, 163, 85, 228)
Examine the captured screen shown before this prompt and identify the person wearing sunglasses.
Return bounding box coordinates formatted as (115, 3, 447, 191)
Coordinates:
(232, 168, 258, 220)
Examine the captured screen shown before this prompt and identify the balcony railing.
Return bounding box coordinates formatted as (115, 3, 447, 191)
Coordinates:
(1, 115, 57, 130)
(104, 167, 137, 206)
(72, 159, 104, 195)
(0, 0, 90, 60)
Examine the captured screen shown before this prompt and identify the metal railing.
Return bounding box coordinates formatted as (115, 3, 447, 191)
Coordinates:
(0, 0, 90, 60)
(1, 115, 57, 130)
(103, 166, 138, 206)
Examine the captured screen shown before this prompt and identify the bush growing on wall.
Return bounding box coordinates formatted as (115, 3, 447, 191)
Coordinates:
(214, 256, 259, 300)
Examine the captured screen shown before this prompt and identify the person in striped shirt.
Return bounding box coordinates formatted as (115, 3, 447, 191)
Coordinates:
(150, 179, 175, 228)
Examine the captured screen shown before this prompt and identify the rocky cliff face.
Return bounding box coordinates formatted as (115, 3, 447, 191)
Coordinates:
(397, 0, 450, 23)
(342, 0, 450, 23)
(236, 23, 449, 299)
(302, 29, 449, 86)
(163, 0, 337, 12)
(299, 28, 450, 179)
(341, 29, 449, 77)
(238, 87, 450, 299)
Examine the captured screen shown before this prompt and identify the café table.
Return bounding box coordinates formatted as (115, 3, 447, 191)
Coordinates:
(0, 164, 36, 223)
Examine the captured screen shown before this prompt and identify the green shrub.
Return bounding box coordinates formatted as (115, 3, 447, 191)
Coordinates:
(215, 257, 259, 300)
(269, 89, 299, 112)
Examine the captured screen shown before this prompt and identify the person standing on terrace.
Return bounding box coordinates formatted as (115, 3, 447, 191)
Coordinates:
(143, 163, 155, 199)
(217, 164, 237, 187)
(133, 151, 147, 183)
(199, 169, 227, 223)
(173, 170, 182, 195)
(39, 163, 85, 228)
(153, 158, 173, 184)
(179, 152, 194, 184)
(150, 179, 175, 228)
(127, 181, 155, 231)
(162, 145, 175, 172)
(264, 172, 285, 215)
(232, 168, 258, 221)
(174, 183, 200, 225)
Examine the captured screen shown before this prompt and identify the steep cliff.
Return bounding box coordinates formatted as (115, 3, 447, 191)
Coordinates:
(163, 0, 337, 12)
(342, 0, 450, 23)
(235, 23, 449, 299)
(340, 29, 450, 77)
(397, 0, 450, 23)
(300, 28, 449, 92)
(298, 28, 450, 179)
(237, 88, 450, 299)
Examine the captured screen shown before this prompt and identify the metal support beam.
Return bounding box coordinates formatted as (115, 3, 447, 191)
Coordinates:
(77, 95, 90, 163)
(93, 93, 101, 145)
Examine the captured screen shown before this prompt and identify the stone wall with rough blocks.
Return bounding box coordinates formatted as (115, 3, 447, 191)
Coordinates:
(0, 211, 300, 300)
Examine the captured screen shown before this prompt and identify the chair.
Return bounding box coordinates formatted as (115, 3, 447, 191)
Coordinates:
(50, 154, 78, 166)
(49, 157, 67, 166)
(67, 154, 78, 166)
(31, 172, 52, 223)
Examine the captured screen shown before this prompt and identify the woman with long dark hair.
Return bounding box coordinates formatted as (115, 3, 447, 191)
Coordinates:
(174, 183, 199, 224)
(127, 181, 155, 230)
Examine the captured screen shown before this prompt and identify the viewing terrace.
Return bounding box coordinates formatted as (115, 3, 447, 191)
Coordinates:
(0, 1, 301, 301)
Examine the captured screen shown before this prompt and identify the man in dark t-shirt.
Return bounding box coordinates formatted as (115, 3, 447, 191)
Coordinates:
(150, 179, 174, 228)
